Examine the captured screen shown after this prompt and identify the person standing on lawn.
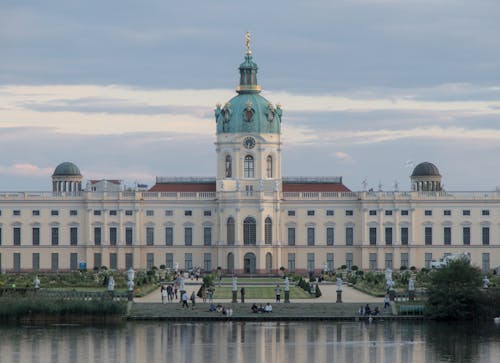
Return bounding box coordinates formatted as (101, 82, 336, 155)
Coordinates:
(275, 284, 281, 303)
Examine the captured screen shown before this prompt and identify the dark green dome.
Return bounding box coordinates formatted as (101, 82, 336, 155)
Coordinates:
(411, 162, 440, 177)
(53, 162, 81, 176)
(215, 42, 282, 134)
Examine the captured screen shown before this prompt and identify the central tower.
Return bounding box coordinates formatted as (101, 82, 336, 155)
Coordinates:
(214, 33, 283, 274)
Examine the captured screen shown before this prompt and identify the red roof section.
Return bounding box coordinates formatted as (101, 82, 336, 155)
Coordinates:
(149, 183, 216, 192)
(282, 183, 351, 192)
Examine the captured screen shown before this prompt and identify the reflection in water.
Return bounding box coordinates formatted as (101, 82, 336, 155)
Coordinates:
(0, 321, 498, 363)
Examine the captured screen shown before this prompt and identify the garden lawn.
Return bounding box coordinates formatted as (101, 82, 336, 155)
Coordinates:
(212, 286, 312, 299)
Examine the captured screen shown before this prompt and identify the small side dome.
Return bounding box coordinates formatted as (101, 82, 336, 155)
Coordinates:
(53, 162, 81, 176)
(411, 162, 440, 177)
(411, 162, 442, 192)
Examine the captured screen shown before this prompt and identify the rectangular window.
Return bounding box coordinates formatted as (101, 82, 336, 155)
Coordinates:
(401, 210, 409, 216)
(444, 210, 451, 216)
(287, 253, 296, 273)
(385, 227, 393, 245)
(33, 253, 40, 271)
(444, 227, 451, 245)
(307, 210, 315, 216)
(425, 227, 432, 245)
(482, 210, 490, 216)
(70, 227, 78, 245)
(51, 227, 59, 245)
(109, 210, 117, 216)
(482, 227, 490, 245)
(245, 185, 253, 196)
(327, 253, 334, 271)
(146, 210, 154, 216)
(463, 210, 471, 216)
(125, 227, 133, 245)
(369, 210, 377, 216)
(13, 253, 21, 272)
(70, 210, 78, 216)
(326, 210, 334, 216)
(369, 227, 377, 245)
(288, 210, 295, 216)
(346, 227, 354, 246)
(307, 253, 315, 272)
(345, 210, 353, 216)
(165, 210, 173, 216)
(425, 253, 433, 269)
(482, 253, 490, 273)
(93, 210, 101, 216)
(184, 253, 192, 270)
(14, 227, 21, 246)
(125, 210, 133, 216)
(345, 253, 353, 270)
(109, 253, 117, 270)
(94, 227, 102, 246)
(203, 210, 212, 216)
(125, 253, 133, 269)
(401, 253, 409, 269)
(146, 227, 154, 246)
(204, 227, 212, 246)
(165, 253, 174, 269)
(307, 227, 315, 246)
(369, 253, 377, 270)
(32, 210, 39, 216)
(109, 227, 117, 246)
(13, 210, 21, 216)
(32, 227, 40, 246)
(287, 227, 296, 246)
(51, 253, 59, 272)
(147, 253, 154, 271)
(204, 253, 212, 272)
(165, 227, 173, 246)
(94, 253, 102, 269)
(385, 210, 393, 216)
(70, 253, 78, 271)
(401, 227, 409, 245)
(425, 210, 432, 216)
(385, 253, 393, 269)
(326, 227, 334, 246)
(184, 227, 192, 246)
(184, 210, 192, 216)
(463, 227, 471, 245)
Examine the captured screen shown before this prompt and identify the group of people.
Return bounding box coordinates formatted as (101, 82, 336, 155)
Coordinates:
(251, 303, 273, 313)
(160, 283, 178, 304)
(199, 285, 215, 303)
(358, 304, 381, 316)
(209, 304, 233, 317)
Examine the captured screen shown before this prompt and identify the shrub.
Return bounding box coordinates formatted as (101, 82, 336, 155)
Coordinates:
(351, 266, 358, 271)
(315, 283, 322, 297)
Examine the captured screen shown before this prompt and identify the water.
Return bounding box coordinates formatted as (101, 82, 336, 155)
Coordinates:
(0, 321, 499, 363)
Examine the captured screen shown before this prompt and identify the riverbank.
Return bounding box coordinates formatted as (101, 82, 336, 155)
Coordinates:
(128, 302, 426, 321)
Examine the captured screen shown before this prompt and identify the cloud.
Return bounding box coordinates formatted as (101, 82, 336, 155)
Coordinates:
(0, 163, 53, 177)
(334, 151, 352, 162)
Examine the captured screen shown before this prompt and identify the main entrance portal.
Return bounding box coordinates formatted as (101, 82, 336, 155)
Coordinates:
(243, 252, 256, 274)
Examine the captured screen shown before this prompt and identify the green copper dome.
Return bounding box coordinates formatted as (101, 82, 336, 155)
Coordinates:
(53, 162, 81, 176)
(215, 35, 282, 134)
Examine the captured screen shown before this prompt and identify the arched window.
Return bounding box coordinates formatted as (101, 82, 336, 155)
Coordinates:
(225, 155, 232, 178)
(227, 217, 235, 245)
(265, 217, 272, 244)
(266, 155, 272, 178)
(243, 217, 256, 245)
(244, 155, 254, 178)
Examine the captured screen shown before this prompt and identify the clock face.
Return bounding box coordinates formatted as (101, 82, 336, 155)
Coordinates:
(243, 136, 256, 149)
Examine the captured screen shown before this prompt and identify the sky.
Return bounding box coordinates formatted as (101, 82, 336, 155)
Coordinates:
(1, 0, 500, 191)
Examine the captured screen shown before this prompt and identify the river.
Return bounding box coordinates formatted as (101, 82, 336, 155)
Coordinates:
(0, 321, 499, 362)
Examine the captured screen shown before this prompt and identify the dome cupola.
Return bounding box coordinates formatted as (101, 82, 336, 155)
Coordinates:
(214, 32, 282, 135)
(52, 161, 83, 193)
(411, 162, 442, 191)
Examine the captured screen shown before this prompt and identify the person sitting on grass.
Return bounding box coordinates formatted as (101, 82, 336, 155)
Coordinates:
(373, 306, 380, 316)
(209, 303, 217, 312)
(216, 304, 223, 313)
(364, 304, 371, 316)
(251, 303, 259, 313)
(264, 303, 273, 313)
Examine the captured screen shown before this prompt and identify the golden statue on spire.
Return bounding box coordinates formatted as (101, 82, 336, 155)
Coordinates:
(245, 32, 251, 55)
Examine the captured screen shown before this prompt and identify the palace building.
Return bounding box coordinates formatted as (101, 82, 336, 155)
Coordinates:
(0, 39, 498, 275)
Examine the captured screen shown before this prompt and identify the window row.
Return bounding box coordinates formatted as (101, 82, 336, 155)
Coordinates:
(224, 154, 274, 178)
(425, 209, 490, 216)
(423, 226, 491, 246)
(2, 209, 79, 217)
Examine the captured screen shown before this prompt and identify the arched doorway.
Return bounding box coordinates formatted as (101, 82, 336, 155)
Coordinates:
(227, 253, 234, 274)
(243, 252, 256, 274)
(265, 252, 272, 273)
